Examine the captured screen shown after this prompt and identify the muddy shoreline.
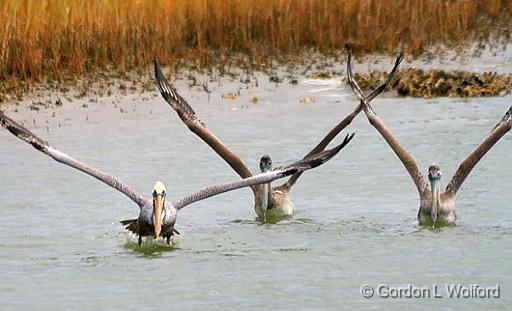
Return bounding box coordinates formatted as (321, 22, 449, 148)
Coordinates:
(1, 46, 511, 108)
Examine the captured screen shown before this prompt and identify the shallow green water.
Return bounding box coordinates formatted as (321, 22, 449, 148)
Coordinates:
(0, 77, 511, 310)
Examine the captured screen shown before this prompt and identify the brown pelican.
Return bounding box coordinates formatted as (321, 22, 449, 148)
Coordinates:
(0, 111, 349, 245)
(347, 51, 512, 226)
(154, 56, 401, 220)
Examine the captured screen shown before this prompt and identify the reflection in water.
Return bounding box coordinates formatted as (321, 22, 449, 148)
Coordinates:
(123, 238, 180, 256)
(418, 218, 458, 230)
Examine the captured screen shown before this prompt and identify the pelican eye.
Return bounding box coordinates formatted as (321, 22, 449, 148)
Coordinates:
(152, 190, 158, 198)
(162, 191, 166, 197)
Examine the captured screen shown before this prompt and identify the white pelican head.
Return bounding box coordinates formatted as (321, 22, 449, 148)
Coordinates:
(152, 181, 167, 238)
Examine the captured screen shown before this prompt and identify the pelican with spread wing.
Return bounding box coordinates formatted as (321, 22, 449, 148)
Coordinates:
(154, 55, 401, 220)
(1, 112, 350, 245)
(347, 51, 512, 226)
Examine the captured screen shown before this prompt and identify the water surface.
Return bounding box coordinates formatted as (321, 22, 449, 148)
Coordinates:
(0, 77, 511, 310)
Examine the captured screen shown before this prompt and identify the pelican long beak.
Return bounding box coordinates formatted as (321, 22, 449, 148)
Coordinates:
(154, 195, 164, 238)
(259, 160, 272, 216)
(430, 179, 439, 224)
(263, 183, 270, 211)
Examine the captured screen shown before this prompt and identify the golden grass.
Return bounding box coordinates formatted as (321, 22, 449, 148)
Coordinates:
(1, 0, 511, 83)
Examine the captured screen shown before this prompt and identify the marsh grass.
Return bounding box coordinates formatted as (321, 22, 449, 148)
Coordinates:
(0, 0, 511, 86)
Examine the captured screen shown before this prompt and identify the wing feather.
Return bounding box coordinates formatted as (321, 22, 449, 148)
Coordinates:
(446, 106, 512, 195)
(347, 51, 428, 195)
(173, 138, 353, 210)
(284, 52, 403, 188)
(154, 60, 254, 184)
(0, 112, 147, 207)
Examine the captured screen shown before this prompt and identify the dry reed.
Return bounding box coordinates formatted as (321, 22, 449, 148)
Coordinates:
(0, 0, 511, 84)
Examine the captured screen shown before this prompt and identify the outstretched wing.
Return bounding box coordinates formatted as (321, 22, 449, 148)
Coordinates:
(154, 60, 254, 184)
(0, 112, 147, 207)
(173, 136, 354, 210)
(347, 51, 428, 196)
(446, 106, 512, 196)
(284, 52, 403, 188)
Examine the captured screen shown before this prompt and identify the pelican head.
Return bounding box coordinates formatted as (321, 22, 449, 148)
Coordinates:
(152, 181, 167, 238)
(259, 155, 273, 173)
(427, 164, 442, 223)
(428, 164, 442, 181)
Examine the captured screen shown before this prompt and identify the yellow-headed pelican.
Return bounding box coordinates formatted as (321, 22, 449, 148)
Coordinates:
(0, 112, 349, 244)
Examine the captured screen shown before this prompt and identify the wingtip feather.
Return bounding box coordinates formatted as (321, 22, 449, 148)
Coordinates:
(0, 112, 48, 151)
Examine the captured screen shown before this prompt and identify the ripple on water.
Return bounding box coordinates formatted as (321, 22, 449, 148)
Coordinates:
(228, 216, 319, 226)
(2, 89, 512, 310)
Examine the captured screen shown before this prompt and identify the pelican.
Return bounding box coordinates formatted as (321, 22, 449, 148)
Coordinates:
(0, 111, 349, 245)
(154, 56, 401, 220)
(347, 51, 512, 226)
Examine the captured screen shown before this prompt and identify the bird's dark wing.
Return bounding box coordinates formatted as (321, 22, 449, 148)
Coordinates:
(154, 60, 254, 186)
(284, 52, 403, 188)
(446, 106, 512, 196)
(173, 137, 354, 210)
(347, 51, 428, 196)
(0, 111, 147, 207)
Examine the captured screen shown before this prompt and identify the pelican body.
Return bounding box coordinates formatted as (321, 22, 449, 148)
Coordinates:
(255, 154, 293, 219)
(154, 57, 401, 221)
(0, 111, 347, 245)
(120, 181, 180, 245)
(417, 165, 457, 226)
(347, 50, 512, 226)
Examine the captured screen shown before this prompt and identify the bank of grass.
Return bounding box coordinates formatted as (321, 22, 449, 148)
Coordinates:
(0, 0, 511, 100)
